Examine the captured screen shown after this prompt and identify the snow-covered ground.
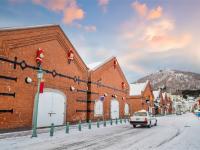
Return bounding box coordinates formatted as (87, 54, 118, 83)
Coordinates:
(0, 113, 200, 150)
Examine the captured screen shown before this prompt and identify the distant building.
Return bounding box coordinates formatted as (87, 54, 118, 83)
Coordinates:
(87, 57, 129, 121)
(127, 81, 155, 115)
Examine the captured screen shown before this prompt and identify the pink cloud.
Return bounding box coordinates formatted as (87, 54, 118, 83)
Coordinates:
(63, 6, 84, 24)
(32, 0, 85, 24)
(98, 0, 110, 12)
(131, 1, 148, 17)
(121, 19, 192, 52)
(147, 6, 163, 20)
(149, 34, 191, 52)
(131, 1, 162, 20)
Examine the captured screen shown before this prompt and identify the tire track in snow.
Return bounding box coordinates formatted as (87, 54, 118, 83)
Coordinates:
(52, 126, 143, 150)
(156, 128, 181, 148)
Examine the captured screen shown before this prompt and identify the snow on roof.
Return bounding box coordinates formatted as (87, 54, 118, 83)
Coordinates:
(130, 81, 148, 96)
(88, 62, 102, 70)
(87, 56, 115, 71)
(153, 90, 160, 99)
(0, 24, 58, 31)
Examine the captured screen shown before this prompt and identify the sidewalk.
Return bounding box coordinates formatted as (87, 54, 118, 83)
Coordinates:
(0, 119, 129, 140)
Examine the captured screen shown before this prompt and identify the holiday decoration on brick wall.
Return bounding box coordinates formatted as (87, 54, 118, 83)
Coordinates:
(104, 93, 108, 97)
(39, 80, 44, 93)
(70, 86, 76, 92)
(67, 49, 74, 64)
(100, 96, 105, 101)
(114, 60, 117, 69)
(25, 77, 32, 84)
(36, 48, 44, 67)
(121, 82, 126, 89)
(112, 94, 117, 98)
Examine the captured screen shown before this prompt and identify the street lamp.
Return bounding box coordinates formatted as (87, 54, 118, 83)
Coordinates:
(32, 68, 43, 137)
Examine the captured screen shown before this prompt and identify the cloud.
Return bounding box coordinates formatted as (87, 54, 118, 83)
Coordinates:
(84, 25, 97, 32)
(131, 1, 162, 20)
(62, 6, 84, 24)
(73, 23, 97, 32)
(122, 6, 191, 52)
(131, 1, 148, 17)
(98, 0, 110, 13)
(117, 1, 192, 76)
(142, 19, 191, 52)
(32, 0, 85, 25)
(118, 51, 148, 74)
(147, 6, 163, 20)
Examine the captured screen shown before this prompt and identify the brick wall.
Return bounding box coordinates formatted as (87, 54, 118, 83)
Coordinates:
(128, 81, 154, 115)
(0, 25, 88, 130)
(87, 58, 129, 121)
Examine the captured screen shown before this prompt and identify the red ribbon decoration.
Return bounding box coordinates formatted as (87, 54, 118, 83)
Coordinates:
(39, 81, 44, 93)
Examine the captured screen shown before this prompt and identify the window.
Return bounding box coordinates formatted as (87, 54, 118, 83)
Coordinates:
(124, 103, 129, 115)
(94, 100, 103, 116)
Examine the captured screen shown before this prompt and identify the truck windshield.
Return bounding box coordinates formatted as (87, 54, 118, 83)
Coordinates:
(134, 112, 147, 116)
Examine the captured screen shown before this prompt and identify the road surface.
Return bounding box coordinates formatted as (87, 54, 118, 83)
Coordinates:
(0, 113, 200, 150)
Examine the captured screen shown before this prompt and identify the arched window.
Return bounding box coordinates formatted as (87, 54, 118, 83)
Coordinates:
(124, 103, 129, 115)
(94, 100, 103, 116)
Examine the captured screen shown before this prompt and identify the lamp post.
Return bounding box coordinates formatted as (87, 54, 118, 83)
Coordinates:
(32, 68, 43, 137)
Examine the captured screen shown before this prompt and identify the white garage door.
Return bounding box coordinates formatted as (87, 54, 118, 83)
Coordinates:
(124, 103, 129, 115)
(111, 99, 119, 119)
(37, 89, 66, 127)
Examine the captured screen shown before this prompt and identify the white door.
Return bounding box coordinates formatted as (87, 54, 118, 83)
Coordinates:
(111, 99, 119, 119)
(124, 103, 129, 115)
(94, 100, 103, 116)
(37, 90, 66, 127)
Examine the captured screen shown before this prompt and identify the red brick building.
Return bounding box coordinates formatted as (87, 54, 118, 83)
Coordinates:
(166, 94, 173, 114)
(0, 25, 89, 130)
(160, 92, 172, 115)
(128, 81, 154, 115)
(87, 57, 129, 121)
(157, 92, 166, 115)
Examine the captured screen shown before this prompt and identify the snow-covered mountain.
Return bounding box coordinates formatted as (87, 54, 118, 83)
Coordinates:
(135, 70, 200, 94)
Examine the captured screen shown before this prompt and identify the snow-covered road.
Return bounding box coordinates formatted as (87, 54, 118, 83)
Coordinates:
(0, 113, 200, 150)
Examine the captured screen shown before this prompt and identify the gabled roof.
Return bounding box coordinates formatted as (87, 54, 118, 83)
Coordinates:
(130, 81, 149, 96)
(0, 24, 88, 70)
(87, 56, 115, 71)
(88, 56, 129, 86)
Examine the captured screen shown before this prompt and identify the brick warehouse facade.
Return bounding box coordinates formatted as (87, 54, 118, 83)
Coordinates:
(128, 81, 155, 115)
(87, 57, 129, 121)
(0, 25, 89, 130)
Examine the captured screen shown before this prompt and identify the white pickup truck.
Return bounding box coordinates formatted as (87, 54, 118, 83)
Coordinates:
(130, 110, 157, 128)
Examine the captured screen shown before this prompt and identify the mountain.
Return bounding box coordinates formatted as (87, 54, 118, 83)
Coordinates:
(135, 70, 200, 94)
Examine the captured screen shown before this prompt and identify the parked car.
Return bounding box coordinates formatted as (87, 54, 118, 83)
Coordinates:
(130, 110, 157, 128)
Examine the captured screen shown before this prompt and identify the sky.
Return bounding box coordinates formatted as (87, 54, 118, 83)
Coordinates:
(0, 0, 200, 82)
